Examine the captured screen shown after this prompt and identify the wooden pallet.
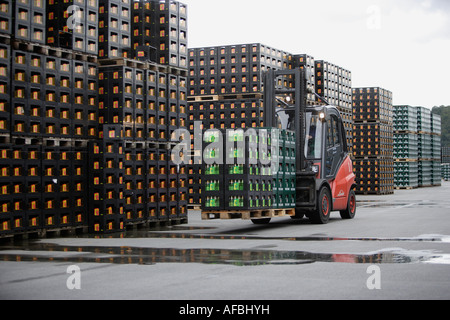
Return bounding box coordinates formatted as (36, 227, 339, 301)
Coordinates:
(188, 204, 201, 210)
(394, 186, 418, 190)
(395, 158, 418, 162)
(187, 95, 220, 102)
(201, 208, 295, 221)
(98, 58, 148, 69)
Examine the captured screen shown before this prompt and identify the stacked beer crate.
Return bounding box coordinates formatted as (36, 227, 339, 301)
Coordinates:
(201, 128, 296, 219)
(393, 105, 419, 189)
(443, 147, 450, 164)
(442, 163, 450, 181)
(131, 0, 187, 68)
(352, 87, 394, 195)
(443, 145, 450, 185)
(416, 107, 439, 187)
(0, 0, 98, 237)
(0, 0, 189, 237)
(47, 0, 98, 55)
(315, 60, 353, 153)
(187, 43, 291, 205)
(430, 113, 442, 186)
(90, 0, 188, 233)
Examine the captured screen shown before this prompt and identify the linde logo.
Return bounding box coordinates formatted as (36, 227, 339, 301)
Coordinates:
(171, 121, 281, 174)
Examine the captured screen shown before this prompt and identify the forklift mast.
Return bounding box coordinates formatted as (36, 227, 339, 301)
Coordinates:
(263, 68, 317, 211)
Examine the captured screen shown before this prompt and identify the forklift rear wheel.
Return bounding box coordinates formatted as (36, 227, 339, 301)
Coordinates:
(310, 187, 331, 225)
(252, 218, 272, 225)
(340, 189, 356, 220)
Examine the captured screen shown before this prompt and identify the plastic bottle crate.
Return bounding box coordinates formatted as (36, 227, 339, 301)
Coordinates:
(418, 134, 433, 159)
(394, 161, 419, 188)
(0, 2, 12, 35)
(418, 160, 433, 186)
(431, 113, 441, 135)
(394, 105, 418, 132)
(417, 107, 432, 133)
(90, 216, 125, 234)
(394, 133, 418, 159)
(442, 164, 450, 181)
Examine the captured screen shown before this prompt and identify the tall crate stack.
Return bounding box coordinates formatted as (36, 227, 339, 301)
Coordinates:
(0, 0, 99, 237)
(393, 105, 419, 189)
(352, 87, 394, 195)
(91, 0, 189, 233)
(187, 43, 291, 206)
(417, 107, 433, 187)
(430, 113, 441, 186)
(293, 54, 316, 104)
(46, 0, 98, 55)
(443, 147, 450, 164)
(98, 0, 131, 59)
(131, 0, 187, 68)
(442, 163, 450, 181)
(315, 60, 353, 154)
(0, 0, 189, 238)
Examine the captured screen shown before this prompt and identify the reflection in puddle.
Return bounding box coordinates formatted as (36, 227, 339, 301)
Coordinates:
(0, 242, 447, 266)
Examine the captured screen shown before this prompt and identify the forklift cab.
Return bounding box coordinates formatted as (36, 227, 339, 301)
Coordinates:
(278, 105, 356, 224)
(282, 105, 348, 180)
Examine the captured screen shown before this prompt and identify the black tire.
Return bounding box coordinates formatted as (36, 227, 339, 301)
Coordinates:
(309, 187, 332, 225)
(340, 189, 356, 220)
(252, 218, 271, 225)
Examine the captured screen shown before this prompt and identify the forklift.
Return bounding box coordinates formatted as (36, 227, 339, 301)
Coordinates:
(263, 68, 357, 224)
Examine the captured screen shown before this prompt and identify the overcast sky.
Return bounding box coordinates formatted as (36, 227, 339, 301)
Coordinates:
(183, 0, 450, 109)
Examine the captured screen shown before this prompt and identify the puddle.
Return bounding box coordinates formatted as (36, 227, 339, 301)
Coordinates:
(112, 232, 450, 244)
(357, 200, 450, 209)
(0, 242, 448, 266)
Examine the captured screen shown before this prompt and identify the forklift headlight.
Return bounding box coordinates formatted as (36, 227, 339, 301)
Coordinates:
(311, 165, 319, 174)
(319, 112, 326, 120)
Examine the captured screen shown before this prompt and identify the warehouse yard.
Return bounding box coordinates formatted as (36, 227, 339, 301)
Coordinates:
(1, 182, 450, 301)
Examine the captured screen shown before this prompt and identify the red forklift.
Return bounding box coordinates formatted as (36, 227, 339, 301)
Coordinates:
(264, 68, 357, 224)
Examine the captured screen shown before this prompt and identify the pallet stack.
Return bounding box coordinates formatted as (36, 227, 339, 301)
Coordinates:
(315, 60, 353, 153)
(393, 105, 442, 189)
(442, 163, 450, 181)
(443, 147, 450, 164)
(90, 0, 188, 233)
(131, 0, 187, 68)
(430, 113, 442, 186)
(0, 0, 189, 237)
(47, 0, 98, 55)
(352, 87, 394, 195)
(393, 105, 419, 189)
(187, 43, 290, 205)
(201, 128, 296, 219)
(416, 107, 438, 187)
(0, 0, 98, 236)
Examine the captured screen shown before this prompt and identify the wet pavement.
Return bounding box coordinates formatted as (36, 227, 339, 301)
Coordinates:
(1, 182, 450, 300)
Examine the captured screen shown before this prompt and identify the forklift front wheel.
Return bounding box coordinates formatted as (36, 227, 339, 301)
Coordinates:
(340, 189, 356, 220)
(310, 187, 331, 225)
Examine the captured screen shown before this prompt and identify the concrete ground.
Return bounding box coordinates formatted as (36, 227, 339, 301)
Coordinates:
(0, 181, 450, 301)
